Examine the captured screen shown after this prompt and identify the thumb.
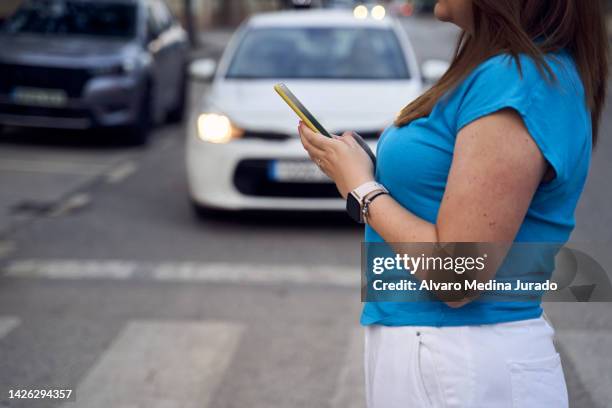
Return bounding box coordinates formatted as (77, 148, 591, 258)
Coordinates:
(340, 131, 359, 147)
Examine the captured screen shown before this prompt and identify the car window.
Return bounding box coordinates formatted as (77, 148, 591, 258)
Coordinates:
(2, 0, 137, 38)
(226, 27, 410, 80)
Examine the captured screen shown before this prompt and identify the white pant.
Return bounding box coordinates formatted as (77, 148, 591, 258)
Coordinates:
(364, 317, 568, 408)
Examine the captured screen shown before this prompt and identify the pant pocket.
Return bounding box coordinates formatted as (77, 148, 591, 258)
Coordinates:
(417, 339, 443, 408)
(507, 353, 568, 408)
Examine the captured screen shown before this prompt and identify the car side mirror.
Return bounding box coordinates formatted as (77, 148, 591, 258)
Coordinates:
(421, 59, 450, 85)
(189, 58, 217, 82)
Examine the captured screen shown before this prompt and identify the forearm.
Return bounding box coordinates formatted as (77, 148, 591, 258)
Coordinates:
(365, 194, 478, 306)
(366, 194, 438, 243)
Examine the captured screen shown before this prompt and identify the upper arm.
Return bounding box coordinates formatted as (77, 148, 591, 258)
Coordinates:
(436, 109, 547, 242)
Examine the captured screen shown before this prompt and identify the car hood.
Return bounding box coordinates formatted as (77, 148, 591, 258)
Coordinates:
(205, 80, 422, 136)
(0, 34, 136, 67)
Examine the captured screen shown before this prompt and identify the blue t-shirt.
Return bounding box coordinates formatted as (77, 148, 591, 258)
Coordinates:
(361, 51, 592, 326)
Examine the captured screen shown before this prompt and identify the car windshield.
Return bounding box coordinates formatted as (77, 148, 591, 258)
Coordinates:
(2, 0, 137, 38)
(226, 27, 410, 80)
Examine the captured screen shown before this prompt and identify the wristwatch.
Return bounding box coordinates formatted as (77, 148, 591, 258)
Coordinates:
(346, 181, 389, 224)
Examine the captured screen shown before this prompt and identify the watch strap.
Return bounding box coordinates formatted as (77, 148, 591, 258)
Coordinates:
(362, 191, 389, 223)
(350, 181, 388, 204)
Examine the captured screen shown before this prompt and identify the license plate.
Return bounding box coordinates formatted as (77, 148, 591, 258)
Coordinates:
(12, 87, 68, 107)
(270, 160, 331, 183)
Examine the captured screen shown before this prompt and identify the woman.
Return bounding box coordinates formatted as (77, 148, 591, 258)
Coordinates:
(299, 0, 608, 406)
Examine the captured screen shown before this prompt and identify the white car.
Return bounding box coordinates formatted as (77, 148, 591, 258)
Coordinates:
(186, 9, 424, 213)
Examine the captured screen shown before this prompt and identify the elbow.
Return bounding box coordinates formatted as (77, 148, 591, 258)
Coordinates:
(444, 298, 472, 309)
(433, 224, 441, 244)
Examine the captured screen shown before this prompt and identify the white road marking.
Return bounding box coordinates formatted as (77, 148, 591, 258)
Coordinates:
(0, 240, 16, 259)
(330, 328, 365, 408)
(0, 316, 21, 339)
(62, 320, 244, 408)
(49, 193, 91, 217)
(105, 161, 137, 184)
(3, 259, 360, 288)
(4, 260, 136, 280)
(0, 159, 109, 176)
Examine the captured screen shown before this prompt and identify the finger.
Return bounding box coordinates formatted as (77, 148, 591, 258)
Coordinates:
(339, 131, 359, 148)
(300, 130, 325, 156)
(306, 152, 321, 165)
(299, 125, 326, 156)
(300, 122, 335, 150)
(316, 159, 332, 177)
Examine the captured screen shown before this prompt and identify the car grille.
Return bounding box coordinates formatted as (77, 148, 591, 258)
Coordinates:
(240, 130, 380, 141)
(0, 63, 92, 98)
(0, 103, 90, 120)
(233, 159, 340, 198)
(242, 130, 291, 141)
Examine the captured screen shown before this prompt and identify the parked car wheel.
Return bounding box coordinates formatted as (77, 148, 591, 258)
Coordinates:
(190, 199, 218, 219)
(166, 68, 187, 124)
(126, 84, 153, 145)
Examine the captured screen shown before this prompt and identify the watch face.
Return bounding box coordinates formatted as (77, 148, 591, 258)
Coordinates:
(346, 194, 363, 223)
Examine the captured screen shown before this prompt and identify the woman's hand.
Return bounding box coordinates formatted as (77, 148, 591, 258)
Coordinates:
(298, 121, 375, 199)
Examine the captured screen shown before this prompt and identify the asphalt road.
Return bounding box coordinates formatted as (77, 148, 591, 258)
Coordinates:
(0, 17, 611, 408)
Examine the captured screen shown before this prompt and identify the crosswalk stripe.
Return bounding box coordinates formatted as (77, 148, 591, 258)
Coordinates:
(330, 328, 366, 408)
(62, 320, 244, 408)
(3, 259, 360, 288)
(0, 241, 15, 259)
(0, 158, 109, 176)
(105, 161, 137, 184)
(0, 316, 20, 339)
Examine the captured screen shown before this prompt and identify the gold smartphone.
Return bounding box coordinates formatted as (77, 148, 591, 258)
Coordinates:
(274, 83, 333, 137)
(274, 83, 377, 165)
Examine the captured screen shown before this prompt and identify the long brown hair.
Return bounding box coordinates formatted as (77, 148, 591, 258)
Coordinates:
(395, 0, 609, 144)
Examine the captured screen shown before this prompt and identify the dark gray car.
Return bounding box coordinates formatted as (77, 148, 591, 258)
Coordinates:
(0, 0, 189, 144)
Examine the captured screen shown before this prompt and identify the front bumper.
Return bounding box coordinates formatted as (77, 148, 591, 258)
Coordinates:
(0, 75, 143, 130)
(186, 125, 378, 211)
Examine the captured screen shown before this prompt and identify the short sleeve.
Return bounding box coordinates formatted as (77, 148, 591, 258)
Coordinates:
(454, 53, 590, 186)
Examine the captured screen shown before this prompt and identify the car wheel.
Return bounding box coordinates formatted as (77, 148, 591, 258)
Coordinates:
(166, 68, 187, 124)
(190, 198, 223, 219)
(126, 83, 153, 145)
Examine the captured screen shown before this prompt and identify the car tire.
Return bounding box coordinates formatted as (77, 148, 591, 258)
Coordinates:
(166, 68, 187, 124)
(190, 199, 214, 219)
(126, 83, 153, 145)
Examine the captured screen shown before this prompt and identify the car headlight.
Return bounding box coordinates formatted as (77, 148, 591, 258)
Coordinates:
(122, 57, 138, 73)
(90, 57, 138, 76)
(371, 5, 386, 20)
(353, 4, 368, 19)
(197, 113, 244, 144)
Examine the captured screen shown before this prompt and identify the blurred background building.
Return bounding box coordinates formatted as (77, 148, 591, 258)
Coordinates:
(0, 0, 411, 29)
(3, 0, 612, 32)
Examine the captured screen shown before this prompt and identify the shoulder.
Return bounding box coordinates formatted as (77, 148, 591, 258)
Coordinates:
(463, 51, 583, 99)
(451, 50, 586, 122)
(453, 51, 590, 186)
